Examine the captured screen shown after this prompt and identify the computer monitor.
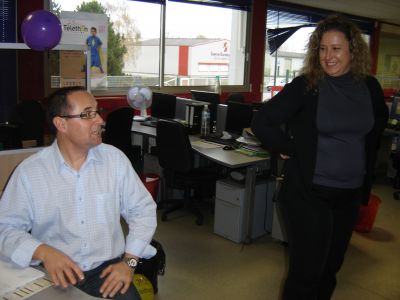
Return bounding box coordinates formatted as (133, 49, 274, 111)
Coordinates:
(389, 94, 400, 120)
(225, 102, 254, 137)
(151, 92, 177, 119)
(175, 97, 202, 121)
(190, 90, 219, 126)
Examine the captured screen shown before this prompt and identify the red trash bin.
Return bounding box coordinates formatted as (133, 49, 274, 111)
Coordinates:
(140, 173, 160, 201)
(355, 194, 381, 233)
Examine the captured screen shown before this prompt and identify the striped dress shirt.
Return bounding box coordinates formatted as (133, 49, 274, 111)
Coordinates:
(0, 141, 157, 271)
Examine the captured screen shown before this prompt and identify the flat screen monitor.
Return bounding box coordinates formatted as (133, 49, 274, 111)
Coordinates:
(389, 95, 400, 120)
(151, 92, 176, 119)
(175, 97, 199, 121)
(225, 102, 254, 136)
(190, 90, 219, 125)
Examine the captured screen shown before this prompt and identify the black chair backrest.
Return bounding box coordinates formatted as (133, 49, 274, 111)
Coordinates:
(226, 93, 245, 104)
(0, 123, 22, 149)
(104, 107, 134, 147)
(156, 119, 193, 174)
(12, 100, 45, 146)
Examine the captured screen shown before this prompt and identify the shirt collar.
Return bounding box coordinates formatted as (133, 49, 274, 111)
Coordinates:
(50, 141, 102, 172)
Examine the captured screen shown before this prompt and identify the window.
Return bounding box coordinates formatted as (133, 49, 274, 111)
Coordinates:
(50, 0, 251, 94)
(263, 1, 373, 100)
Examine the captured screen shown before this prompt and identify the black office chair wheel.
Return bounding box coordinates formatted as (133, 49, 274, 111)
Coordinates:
(394, 191, 400, 200)
(195, 216, 203, 226)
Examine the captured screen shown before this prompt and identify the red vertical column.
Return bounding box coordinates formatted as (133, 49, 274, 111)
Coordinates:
(370, 21, 381, 75)
(17, 0, 45, 102)
(178, 45, 189, 76)
(248, 0, 267, 102)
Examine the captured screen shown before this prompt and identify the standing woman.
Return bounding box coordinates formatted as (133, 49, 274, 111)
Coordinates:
(252, 15, 388, 300)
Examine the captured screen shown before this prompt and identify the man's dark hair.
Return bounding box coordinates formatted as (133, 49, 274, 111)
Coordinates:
(91, 27, 97, 32)
(46, 86, 87, 133)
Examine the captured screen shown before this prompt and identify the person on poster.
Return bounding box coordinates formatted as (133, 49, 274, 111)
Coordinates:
(86, 26, 104, 73)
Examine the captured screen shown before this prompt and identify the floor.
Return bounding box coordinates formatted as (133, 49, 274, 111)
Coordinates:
(150, 182, 400, 300)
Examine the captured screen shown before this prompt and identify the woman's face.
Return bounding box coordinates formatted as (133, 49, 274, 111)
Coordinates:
(319, 30, 351, 77)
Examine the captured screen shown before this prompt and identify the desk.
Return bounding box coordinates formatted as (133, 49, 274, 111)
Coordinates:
(131, 121, 270, 243)
(28, 285, 100, 300)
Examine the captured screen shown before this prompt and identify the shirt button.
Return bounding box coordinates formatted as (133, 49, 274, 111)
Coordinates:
(81, 220, 84, 224)
(79, 197, 82, 201)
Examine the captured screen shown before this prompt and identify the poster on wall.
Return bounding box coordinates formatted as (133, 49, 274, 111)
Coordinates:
(60, 11, 108, 89)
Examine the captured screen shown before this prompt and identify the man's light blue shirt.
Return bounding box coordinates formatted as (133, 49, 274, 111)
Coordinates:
(0, 142, 157, 271)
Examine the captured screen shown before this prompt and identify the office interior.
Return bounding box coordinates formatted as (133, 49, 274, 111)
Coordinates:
(1, 0, 400, 299)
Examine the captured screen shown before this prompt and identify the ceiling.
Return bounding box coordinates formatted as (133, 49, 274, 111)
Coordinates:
(278, 0, 400, 26)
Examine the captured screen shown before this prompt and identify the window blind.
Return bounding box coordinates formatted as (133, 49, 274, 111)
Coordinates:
(168, 0, 251, 11)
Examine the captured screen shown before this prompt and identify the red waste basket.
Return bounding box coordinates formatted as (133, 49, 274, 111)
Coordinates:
(140, 173, 160, 201)
(355, 194, 381, 233)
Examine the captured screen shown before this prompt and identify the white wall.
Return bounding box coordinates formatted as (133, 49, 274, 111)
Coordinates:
(164, 46, 179, 75)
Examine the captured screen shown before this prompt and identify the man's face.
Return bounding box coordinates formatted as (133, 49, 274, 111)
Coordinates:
(91, 29, 97, 36)
(60, 91, 104, 150)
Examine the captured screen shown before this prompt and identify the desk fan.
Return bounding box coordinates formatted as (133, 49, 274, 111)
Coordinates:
(127, 86, 153, 121)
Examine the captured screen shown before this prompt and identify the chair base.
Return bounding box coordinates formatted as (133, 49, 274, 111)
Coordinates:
(160, 200, 204, 226)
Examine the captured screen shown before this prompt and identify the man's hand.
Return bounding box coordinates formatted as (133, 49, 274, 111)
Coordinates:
(99, 261, 134, 298)
(32, 244, 84, 288)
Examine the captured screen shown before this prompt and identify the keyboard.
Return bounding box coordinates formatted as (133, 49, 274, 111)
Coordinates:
(203, 136, 240, 148)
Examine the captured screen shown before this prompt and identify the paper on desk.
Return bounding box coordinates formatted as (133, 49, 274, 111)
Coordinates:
(236, 136, 261, 146)
(191, 140, 223, 149)
(0, 259, 45, 296)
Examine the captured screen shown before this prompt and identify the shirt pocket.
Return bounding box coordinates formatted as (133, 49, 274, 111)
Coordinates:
(95, 192, 117, 224)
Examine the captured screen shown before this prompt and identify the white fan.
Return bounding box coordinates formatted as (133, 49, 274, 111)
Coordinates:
(127, 86, 153, 121)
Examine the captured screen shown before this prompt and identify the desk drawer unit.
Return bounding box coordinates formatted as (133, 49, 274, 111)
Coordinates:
(214, 179, 269, 243)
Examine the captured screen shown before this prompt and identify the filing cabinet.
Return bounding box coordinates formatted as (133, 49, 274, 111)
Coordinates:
(214, 179, 272, 243)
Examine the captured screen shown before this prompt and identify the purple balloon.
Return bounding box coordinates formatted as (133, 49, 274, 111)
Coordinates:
(21, 10, 62, 51)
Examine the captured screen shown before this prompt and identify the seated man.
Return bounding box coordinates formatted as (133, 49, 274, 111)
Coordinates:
(0, 86, 157, 300)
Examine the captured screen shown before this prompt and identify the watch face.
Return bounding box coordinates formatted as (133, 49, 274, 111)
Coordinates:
(126, 258, 138, 268)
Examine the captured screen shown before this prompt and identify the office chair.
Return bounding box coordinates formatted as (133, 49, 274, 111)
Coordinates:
(103, 107, 143, 173)
(156, 119, 219, 225)
(11, 100, 46, 146)
(0, 123, 22, 150)
(226, 93, 245, 104)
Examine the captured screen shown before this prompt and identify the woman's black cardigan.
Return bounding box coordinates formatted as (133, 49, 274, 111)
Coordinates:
(251, 75, 388, 205)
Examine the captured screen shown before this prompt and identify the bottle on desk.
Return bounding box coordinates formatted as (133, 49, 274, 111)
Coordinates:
(214, 75, 221, 95)
(200, 105, 210, 137)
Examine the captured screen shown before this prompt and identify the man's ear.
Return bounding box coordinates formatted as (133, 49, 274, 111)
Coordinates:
(53, 116, 67, 133)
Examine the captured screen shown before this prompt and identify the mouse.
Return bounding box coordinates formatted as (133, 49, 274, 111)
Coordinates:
(223, 145, 235, 151)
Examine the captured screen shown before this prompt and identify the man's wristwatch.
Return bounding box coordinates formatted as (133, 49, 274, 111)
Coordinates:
(123, 257, 139, 269)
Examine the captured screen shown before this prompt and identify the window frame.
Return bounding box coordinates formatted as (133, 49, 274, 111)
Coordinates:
(263, 1, 375, 100)
(47, 0, 253, 96)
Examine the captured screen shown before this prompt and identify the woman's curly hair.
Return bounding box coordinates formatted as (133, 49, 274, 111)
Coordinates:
(300, 14, 371, 91)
